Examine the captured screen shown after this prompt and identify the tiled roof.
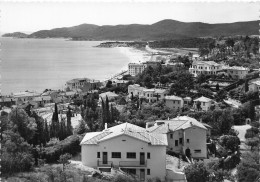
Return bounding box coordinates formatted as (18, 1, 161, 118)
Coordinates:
(194, 96, 212, 102)
(81, 122, 167, 146)
(165, 95, 182, 101)
(193, 61, 219, 66)
(147, 116, 207, 133)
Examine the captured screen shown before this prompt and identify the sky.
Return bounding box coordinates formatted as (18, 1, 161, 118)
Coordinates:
(0, 1, 259, 33)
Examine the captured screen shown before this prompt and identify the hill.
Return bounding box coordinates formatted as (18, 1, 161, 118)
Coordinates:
(2, 32, 28, 38)
(4, 19, 259, 40)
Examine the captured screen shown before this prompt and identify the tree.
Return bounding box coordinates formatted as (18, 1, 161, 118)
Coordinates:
(237, 151, 260, 182)
(219, 135, 240, 153)
(58, 153, 72, 171)
(106, 80, 112, 88)
(245, 137, 260, 151)
(9, 108, 37, 142)
(184, 161, 210, 182)
(216, 83, 219, 91)
(76, 120, 87, 134)
(66, 108, 73, 136)
(244, 79, 249, 92)
(196, 101, 201, 111)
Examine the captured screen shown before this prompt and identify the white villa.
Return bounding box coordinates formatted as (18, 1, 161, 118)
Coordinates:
(193, 96, 213, 111)
(147, 116, 208, 159)
(165, 95, 184, 111)
(80, 122, 168, 181)
(128, 84, 168, 103)
(189, 61, 222, 77)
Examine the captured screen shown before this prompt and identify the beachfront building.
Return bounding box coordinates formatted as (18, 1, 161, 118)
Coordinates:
(223, 66, 249, 79)
(128, 63, 146, 76)
(80, 122, 168, 181)
(66, 78, 101, 91)
(128, 84, 168, 103)
(189, 61, 222, 77)
(13, 91, 41, 105)
(147, 116, 208, 159)
(193, 96, 213, 111)
(165, 95, 184, 111)
(249, 79, 260, 92)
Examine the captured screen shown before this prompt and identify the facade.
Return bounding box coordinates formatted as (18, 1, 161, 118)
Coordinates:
(32, 96, 52, 108)
(66, 78, 100, 91)
(128, 63, 146, 76)
(189, 61, 222, 77)
(147, 116, 208, 159)
(165, 95, 184, 110)
(249, 80, 260, 92)
(193, 96, 213, 111)
(128, 84, 168, 103)
(81, 123, 168, 181)
(13, 91, 41, 105)
(223, 66, 249, 79)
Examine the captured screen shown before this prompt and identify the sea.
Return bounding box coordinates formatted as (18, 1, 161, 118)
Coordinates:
(0, 38, 150, 95)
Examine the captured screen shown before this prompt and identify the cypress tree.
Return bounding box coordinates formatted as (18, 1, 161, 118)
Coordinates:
(44, 120, 50, 145)
(105, 96, 110, 123)
(51, 103, 59, 138)
(100, 98, 105, 129)
(216, 83, 220, 91)
(66, 107, 73, 136)
(245, 79, 249, 92)
(110, 104, 114, 123)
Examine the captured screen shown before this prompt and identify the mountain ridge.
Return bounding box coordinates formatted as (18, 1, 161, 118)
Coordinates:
(2, 19, 258, 40)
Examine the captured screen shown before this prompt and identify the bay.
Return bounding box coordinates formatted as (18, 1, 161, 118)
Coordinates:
(0, 38, 135, 95)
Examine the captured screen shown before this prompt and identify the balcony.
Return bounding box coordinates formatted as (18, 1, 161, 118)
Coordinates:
(97, 160, 113, 167)
(119, 160, 147, 167)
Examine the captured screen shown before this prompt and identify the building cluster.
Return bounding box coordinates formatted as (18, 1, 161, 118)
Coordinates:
(81, 115, 210, 181)
(189, 61, 250, 79)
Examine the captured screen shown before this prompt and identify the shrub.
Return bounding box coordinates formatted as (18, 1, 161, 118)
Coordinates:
(41, 134, 83, 163)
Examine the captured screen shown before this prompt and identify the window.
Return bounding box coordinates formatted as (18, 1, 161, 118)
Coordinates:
(179, 138, 183, 145)
(112, 152, 121, 158)
(147, 152, 150, 159)
(194, 150, 201, 153)
(127, 152, 136, 159)
(175, 140, 179, 146)
(170, 134, 173, 139)
(147, 169, 150, 175)
(97, 152, 100, 158)
(187, 139, 190, 143)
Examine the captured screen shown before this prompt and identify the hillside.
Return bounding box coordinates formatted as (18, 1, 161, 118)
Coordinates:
(3, 19, 258, 40)
(2, 32, 28, 38)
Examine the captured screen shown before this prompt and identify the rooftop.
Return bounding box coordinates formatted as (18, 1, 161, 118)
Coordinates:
(165, 95, 182, 101)
(194, 96, 212, 102)
(147, 116, 207, 133)
(81, 122, 168, 146)
(193, 61, 220, 66)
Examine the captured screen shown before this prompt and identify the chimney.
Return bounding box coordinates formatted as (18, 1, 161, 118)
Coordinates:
(146, 122, 149, 129)
(105, 123, 108, 130)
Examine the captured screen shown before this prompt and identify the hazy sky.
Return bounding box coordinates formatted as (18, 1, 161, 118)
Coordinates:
(0, 1, 259, 33)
